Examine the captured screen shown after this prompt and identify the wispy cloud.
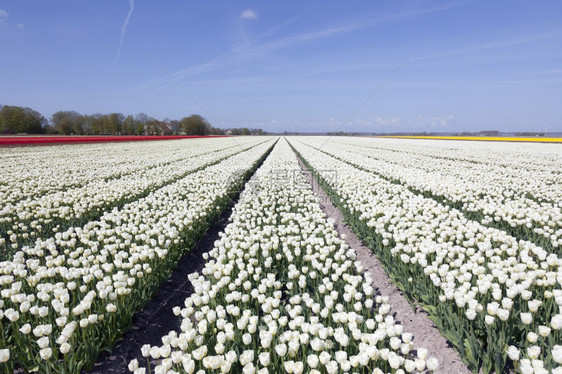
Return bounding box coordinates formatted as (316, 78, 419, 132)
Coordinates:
(113, 0, 135, 65)
(0, 8, 8, 22)
(140, 11, 310, 90)
(523, 68, 562, 76)
(1, 8, 24, 29)
(241, 9, 258, 20)
(141, 1, 472, 91)
(253, 8, 313, 41)
(232, 1, 475, 60)
(415, 31, 561, 62)
(230, 8, 312, 53)
(237, 19, 250, 47)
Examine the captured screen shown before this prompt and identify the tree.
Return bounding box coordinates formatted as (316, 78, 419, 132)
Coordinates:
(0, 105, 47, 134)
(209, 127, 225, 135)
(1, 107, 266, 136)
(51, 111, 84, 135)
(107, 113, 124, 134)
(135, 113, 149, 135)
(122, 115, 136, 135)
(90, 113, 108, 135)
(180, 115, 211, 135)
(81, 115, 96, 134)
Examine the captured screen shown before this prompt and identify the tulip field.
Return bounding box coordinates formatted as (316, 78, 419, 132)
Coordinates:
(291, 137, 562, 373)
(0, 136, 561, 373)
(0, 136, 225, 146)
(0, 137, 276, 372)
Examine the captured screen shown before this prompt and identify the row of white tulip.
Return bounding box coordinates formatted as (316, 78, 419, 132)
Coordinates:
(0, 138, 268, 259)
(131, 139, 438, 374)
(290, 138, 561, 373)
(328, 137, 561, 205)
(0, 139, 276, 373)
(330, 137, 561, 197)
(0, 138, 244, 206)
(299, 137, 562, 253)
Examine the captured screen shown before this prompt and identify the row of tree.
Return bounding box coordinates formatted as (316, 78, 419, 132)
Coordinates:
(0, 105, 48, 134)
(0, 105, 265, 136)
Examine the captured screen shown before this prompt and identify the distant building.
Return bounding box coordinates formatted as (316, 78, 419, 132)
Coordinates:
(145, 121, 172, 135)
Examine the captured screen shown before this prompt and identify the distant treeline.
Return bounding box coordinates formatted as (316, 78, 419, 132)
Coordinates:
(0, 104, 265, 136)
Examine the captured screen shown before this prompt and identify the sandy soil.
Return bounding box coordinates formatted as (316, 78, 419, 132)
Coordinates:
(297, 156, 472, 374)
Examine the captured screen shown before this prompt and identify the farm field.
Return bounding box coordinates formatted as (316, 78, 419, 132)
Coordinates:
(374, 136, 562, 143)
(290, 137, 562, 373)
(1, 136, 561, 373)
(0, 135, 228, 146)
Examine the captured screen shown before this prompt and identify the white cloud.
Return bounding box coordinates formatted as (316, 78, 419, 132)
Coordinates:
(0, 8, 8, 21)
(17, 23, 24, 29)
(241, 9, 258, 20)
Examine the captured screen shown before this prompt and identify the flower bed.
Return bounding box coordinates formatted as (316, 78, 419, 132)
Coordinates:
(131, 139, 437, 374)
(291, 138, 562, 373)
(0, 139, 275, 373)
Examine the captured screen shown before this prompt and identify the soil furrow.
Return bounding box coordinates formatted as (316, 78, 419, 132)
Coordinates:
(296, 154, 472, 374)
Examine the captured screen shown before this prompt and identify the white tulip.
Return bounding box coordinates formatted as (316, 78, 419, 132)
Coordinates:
(128, 359, 139, 372)
(239, 350, 254, 366)
(527, 332, 538, 343)
(19, 323, 31, 334)
(527, 346, 541, 360)
(192, 345, 207, 361)
(39, 347, 52, 360)
(0, 349, 9, 363)
(552, 345, 562, 364)
(60, 342, 71, 355)
(417, 347, 428, 360)
(258, 352, 270, 367)
(521, 312, 533, 325)
(507, 345, 520, 361)
(427, 357, 439, 370)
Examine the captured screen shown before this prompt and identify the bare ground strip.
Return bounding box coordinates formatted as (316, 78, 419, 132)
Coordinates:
(86, 201, 235, 374)
(297, 155, 472, 374)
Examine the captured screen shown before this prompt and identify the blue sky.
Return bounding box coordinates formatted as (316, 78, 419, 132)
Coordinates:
(0, 1, 561, 133)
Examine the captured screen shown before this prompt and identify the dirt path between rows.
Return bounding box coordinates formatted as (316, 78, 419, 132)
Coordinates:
(86, 151, 471, 374)
(297, 156, 472, 374)
(86, 200, 237, 374)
